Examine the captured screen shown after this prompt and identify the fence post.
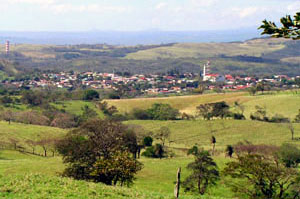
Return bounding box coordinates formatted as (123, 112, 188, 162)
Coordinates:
(174, 167, 181, 199)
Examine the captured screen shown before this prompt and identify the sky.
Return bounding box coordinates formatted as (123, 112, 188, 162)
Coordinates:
(0, 0, 299, 31)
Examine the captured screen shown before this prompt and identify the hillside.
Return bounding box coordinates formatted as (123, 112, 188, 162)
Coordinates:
(0, 37, 299, 76)
(0, 91, 299, 198)
(125, 38, 286, 60)
(106, 91, 300, 119)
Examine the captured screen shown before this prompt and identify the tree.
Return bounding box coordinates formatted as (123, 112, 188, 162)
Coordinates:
(225, 145, 234, 158)
(37, 138, 55, 157)
(91, 151, 142, 186)
(193, 84, 205, 94)
(223, 153, 300, 199)
(9, 138, 19, 150)
(56, 119, 142, 186)
(288, 122, 295, 140)
(147, 103, 179, 120)
(234, 101, 245, 115)
(79, 105, 98, 124)
(50, 113, 76, 129)
(259, 12, 300, 40)
(26, 139, 37, 155)
(295, 109, 300, 123)
(187, 145, 199, 156)
(143, 136, 153, 147)
(197, 101, 230, 120)
(248, 87, 257, 96)
(250, 105, 267, 121)
(155, 126, 171, 147)
(277, 144, 300, 168)
(1, 110, 13, 124)
(183, 150, 219, 195)
(83, 90, 99, 101)
(211, 136, 216, 156)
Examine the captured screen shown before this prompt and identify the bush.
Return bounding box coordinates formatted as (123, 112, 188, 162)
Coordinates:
(142, 144, 165, 158)
(143, 136, 153, 147)
(131, 108, 150, 120)
(277, 144, 300, 168)
(83, 90, 99, 101)
(147, 103, 179, 120)
(232, 113, 245, 120)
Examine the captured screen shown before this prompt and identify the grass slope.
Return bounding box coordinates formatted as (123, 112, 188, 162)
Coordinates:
(107, 91, 300, 119)
(52, 100, 104, 118)
(125, 38, 285, 60)
(127, 120, 300, 150)
(106, 92, 248, 115)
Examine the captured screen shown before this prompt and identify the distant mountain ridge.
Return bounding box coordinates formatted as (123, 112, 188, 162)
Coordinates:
(0, 28, 261, 45)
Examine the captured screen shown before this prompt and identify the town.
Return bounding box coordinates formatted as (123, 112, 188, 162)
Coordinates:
(2, 61, 299, 96)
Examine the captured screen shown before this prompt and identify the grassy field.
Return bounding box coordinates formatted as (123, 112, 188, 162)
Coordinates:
(125, 38, 285, 60)
(0, 91, 299, 198)
(52, 100, 104, 118)
(107, 91, 300, 119)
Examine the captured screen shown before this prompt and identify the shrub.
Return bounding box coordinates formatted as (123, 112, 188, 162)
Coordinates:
(131, 108, 150, 120)
(276, 144, 300, 168)
(83, 90, 99, 101)
(142, 144, 165, 158)
(143, 136, 153, 147)
(147, 103, 179, 120)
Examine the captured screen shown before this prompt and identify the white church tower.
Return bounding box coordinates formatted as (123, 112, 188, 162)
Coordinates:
(203, 61, 210, 81)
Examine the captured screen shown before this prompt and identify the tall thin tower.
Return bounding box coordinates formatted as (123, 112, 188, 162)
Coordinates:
(5, 41, 10, 54)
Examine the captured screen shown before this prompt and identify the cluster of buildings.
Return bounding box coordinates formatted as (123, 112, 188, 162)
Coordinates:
(2, 63, 299, 95)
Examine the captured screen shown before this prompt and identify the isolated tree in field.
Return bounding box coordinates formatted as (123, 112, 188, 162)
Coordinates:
(155, 126, 171, 147)
(260, 12, 300, 40)
(56, 119, 142, 186)
(223, 153, 300, 199)
(183, 150, 219, 195)
(197, 101, 230, 120)
(26, 139, 37, 155)
(83, 89, 99, 101)
(225, 145, 234, 158)
(147, 103, 179, 120)
(248, 87, 257, 96)
(37, 138, 55, 157)
(234, 101, 245, 115)
(1, 110, 13, 124)
(211, 136, 216, 155)
(9, 138, 19, 150)
(288, 122, 295, 140)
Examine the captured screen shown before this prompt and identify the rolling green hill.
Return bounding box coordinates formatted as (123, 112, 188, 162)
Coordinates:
(125, 38, 286, 60)
(106, 91, 300, 119)
(0, 91, 300, 198)
(0, 37, 299, 75)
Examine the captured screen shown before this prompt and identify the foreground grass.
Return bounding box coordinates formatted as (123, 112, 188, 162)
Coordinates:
(0, 173, 192, 199)
(0, 151, 235, 199)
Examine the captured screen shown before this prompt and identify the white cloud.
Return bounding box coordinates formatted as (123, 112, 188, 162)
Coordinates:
(287, 1, 300, 13)
(155, 2, 167, 10)
(190, 0, 219, 7)
(48, 4, 132, 14)
(1, 0, 56, 5)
